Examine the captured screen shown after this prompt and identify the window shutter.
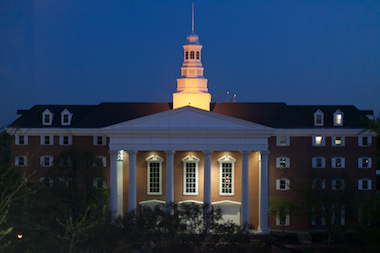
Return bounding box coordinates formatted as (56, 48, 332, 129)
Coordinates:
(24, 156, 28, 166)
(15, 157, 19, 166)
(285, 214, 290, 226)
(321, 158, 326, 168)
(341, 158, 345, 168)
(40, 136, 44, 145)
(368, 158, 372, 168)
(332, 180, 336, 190)
(368, 180, 372, 190)
(332, 158, 336, 168)
(102, 157, 107, 167)
(286, 157, 290, 168)
(40, 156, 44, 166)
(276, 157, 280, 168)
(358, 158, 362, 168)
(358, 179, 363, 190)
(312, 157, 316, 168)
(341, 206, 345, 225)
(321, 179, 326, 189)
(276, 179, 280, 190)
(286, 179, 290, 190)
(276, 215, 280, 226)
(49, 156, 54, 166)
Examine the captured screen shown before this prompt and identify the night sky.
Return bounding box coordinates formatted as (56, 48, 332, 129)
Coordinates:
(1, 0, 379, 129)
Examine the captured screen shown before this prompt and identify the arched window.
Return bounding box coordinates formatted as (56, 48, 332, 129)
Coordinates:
(196, 51, 199, 59)
(185, 51, 188, 60)
(190, 51, 195, 59)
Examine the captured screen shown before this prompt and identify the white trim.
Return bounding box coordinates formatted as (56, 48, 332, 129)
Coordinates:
(218, 156, 236, 196)
(358, 157, 372, 169)
(276, 213, 290, 226)
(95, 156, 107, 167)
(314, 109, 324, 126)
(178, 200, 204, 205)
(333, 110, 344, 126)
(61, 109, 73, 126)
(15, 135, 28, 145)
(331, 157, 345, 168)
(276, 178, 290, 191)
(276, 156, 290, 168)
(40, 155, 54, 167)
(312, 206, 326, 226)
(93, 136, 106, 146)
(358, 136, 372, 147)
(59, 135, 72, 146)
(358, 179, 372, 190)
(146, 155, 163, 195)
(42, 109, 53, 125)
(312, 157, 326, 168)
(182, 155, 200, 196)
(332, 136, 345, 147)
(276, 136, 290, 146)
(40, 135, 54, 145)
(15, 155, 28, 167)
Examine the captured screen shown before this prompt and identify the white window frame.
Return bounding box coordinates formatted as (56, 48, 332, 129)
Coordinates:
(61, 109, 73, 125)
(42, 109, 53, 125)
(146, 155, 163, 195)
(40, 135, 53, 146)
(331, 157, 345, 168)
(331, 179, 345, 190)
(59, 135, 72, 146)
(276, 136, 290, 147)
(94, 156, 107, 167)
(332, 136, 345, 147)
(358, 157, 372, 169)
(93, 136, 106, 146)
(358, 136, 372, 147)
(312, 157, 326, 168)
(40, 155, 54, 167)
(358, 179, 372, 190)
(15, 135, 28, 145)
(312, 178, 326, 189)
(276, 213, 290, 226)
(276, 156, 290, 168)
(182, 155, 200, 196)
(312, 206, 326, 226)
(15, 155, 28, 167)
(312, 136, 325, 146)
(93, 178, 107, 189)
(218, 156, 236, 196)
(276, 178, 290, 191)
(314, 109, 324, 126)
(333, 109, 344, 126)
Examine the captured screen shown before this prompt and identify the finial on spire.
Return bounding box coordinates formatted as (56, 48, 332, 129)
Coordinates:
(192, 2, 194, 33)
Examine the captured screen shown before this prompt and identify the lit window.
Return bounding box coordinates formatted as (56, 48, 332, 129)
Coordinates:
(313, 136, 324, 146)
(182, 155, 199, 195)
(332, 179, 345, 190)
(358, 157, 372, 169)
(185, 51, 188, 60)
(332, 157, 345, 168)
(312, 157, 325, 168)
(358, 179, 372, 190)
(276, 157, 290, 168)
(196, 51, 199, 59)
(146, 155, 163, 195)
(334, 137, 342, 146)
(333, 110, 344, 126)
(276, 136, 289, 146)
(276, 178, 290, 191)
(219, 156, 236, 196)
(190, 51, 195, 59)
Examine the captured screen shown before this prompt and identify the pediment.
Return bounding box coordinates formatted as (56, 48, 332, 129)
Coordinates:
(104, 106, 271, 131)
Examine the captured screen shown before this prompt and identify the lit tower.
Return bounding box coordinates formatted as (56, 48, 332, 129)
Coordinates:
(173, 4, 211, 111)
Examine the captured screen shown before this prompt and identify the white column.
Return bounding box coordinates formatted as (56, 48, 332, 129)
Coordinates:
(165, 150, 175, 213)
(258, 151, 270, 234)
(128, 150, 138, 213)
(110, 150, 119, 218)
(203, 150, 212, 232)
(117, 151, 124, 216)
(241, 151, 250, 230)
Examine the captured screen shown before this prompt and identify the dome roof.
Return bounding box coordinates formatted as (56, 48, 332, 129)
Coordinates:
(186, 32, 200, 45)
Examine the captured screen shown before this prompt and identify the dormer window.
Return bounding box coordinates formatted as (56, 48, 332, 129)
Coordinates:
(333, 109, 343, 126)
(313, 109, 324, 126)
(196, 51, 199, 59)
(190, 51, 195, 59)
(42, 109, 53, 125)
(185, 51, 188, 60)
(61, 109, 73, 125)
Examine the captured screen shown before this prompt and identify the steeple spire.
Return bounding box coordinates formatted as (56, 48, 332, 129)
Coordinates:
(192, 2, 194, 33)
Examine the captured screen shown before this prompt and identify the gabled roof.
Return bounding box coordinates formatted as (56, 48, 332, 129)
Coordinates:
(8, 102, 372, 129)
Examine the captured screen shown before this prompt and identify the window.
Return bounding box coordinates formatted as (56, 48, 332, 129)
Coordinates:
(60, 157, 73, 167)
(15, 135, 28, 145)
(358, 157, 372, 169)
(333, 110, 343, 126)
(276, 136, 290, 146)
(313, 109, 324, 126)
(182, 155, 200, 195)
(40, 135, 53, 145)
(276, 213, 290, 226)
(312, 178, 326, 189)
(313, 136, 325, 146)
(40, 177, 54, 187)
(190, 51, 195, 59)
(196, 51, 199, 59)
(59, 135, 72, 146)
(332, 157, 345, 168)
(276, 178, 290, 191)
(332, 136, 344, 147)
(93, 136, 106, 146)
(42, 109, 53, 125)
(218, 156, 236, 196)
(93, 178, 107, 189)
(61, 109, 73, 125)
(15, 156, 28, 167)
(146, 155, 163, 195)
(312, 157, 326, 168)
(40, 155, 53, 167)
(312, 206, 326, 226)
(94, 156, 107, 167)
(358, 179, 372, 190)
(185, 51, 188, 60)
(332, 205, 345, 225)
(332, 179, 345, 190)
(359, 136, 371, 147)
(276, 156, 290, 168)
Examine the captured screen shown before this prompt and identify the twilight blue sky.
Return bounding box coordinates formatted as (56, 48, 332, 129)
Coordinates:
(1, 0, 379, 129)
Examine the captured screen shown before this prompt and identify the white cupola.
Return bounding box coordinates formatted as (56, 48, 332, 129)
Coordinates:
(173, 4, 211, 111)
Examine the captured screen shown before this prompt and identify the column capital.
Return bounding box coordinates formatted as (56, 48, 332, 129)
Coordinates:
(203, 150, 212, 157)
(259, 150, 270, 159)
(165, 150, 175, 159)
(128, 150, 138, 160)
(240, 151, 250, 159)
(110, 150, 119, 159)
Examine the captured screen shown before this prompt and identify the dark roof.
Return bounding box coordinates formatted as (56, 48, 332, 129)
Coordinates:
(8, 102, 372, 129)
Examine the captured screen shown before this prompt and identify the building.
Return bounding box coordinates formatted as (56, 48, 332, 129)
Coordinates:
(7, 18, 376, 234)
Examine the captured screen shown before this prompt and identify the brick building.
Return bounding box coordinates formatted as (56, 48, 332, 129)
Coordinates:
(7, 24, 376, 233)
